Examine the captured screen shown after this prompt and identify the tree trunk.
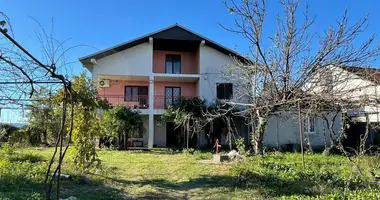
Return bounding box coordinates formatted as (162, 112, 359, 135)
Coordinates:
(251, 112, 268, 155)
(322, 120, 327, 151)
(360, 114, 370, 155)
(227, 117, 232, 151)
(124, 132, 128, 150)
(43, 129, 48, 144)
(338, 113, 347, 147)
(323, 114, 338, 147)
(118, 132, 122, 149)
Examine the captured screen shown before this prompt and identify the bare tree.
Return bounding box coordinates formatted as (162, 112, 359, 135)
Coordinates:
(0, 14, 75, 199)
(220, 0, 380, 155)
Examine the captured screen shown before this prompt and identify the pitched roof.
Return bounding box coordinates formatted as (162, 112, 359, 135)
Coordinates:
(79, 24, 247, 64)
(340, 66, 380, 84)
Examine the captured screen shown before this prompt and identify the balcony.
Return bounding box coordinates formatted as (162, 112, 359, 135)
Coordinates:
(98, 95, 197, 110)
(154, 95, 197, 109)
(98, 95, 149, 109)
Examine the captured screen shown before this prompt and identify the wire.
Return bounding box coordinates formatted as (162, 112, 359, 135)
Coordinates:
(0, 81, 62, 84)
(0, 99, 46, 101)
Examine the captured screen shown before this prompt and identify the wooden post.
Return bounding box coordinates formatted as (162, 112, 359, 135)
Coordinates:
(297, 101, 305, 170)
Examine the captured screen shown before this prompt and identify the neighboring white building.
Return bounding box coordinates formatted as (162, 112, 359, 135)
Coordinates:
(264, 65, 380, 149)
(307, 65, 380, 123)
(295, 65, 380, 148)
(263, 112, 342, 149)
(80, 24, 248, 148)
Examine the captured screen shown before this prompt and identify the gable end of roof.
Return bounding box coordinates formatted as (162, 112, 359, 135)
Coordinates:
(79, 24, 248, 64)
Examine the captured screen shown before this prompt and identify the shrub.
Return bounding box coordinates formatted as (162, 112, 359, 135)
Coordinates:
(0, 158, 47, 190)
(182, 148, 196, 155)
(236, 138, 247, 156)
(1, 143, 15, 155)
(27, 193, 44, 200)
(278, 189, 380, 199)
(234, 153, 379, 199)
(7, 153, 45, 163)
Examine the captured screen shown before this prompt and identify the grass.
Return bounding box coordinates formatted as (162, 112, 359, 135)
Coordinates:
(0, 147, 379, 199)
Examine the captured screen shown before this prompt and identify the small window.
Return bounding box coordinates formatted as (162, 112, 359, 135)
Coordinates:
(166, 55, 181, 74)
(304, 117, 316, 133)
(216, 83, 233, 99)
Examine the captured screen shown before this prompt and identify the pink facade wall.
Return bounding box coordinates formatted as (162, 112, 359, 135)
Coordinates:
(97, 80, 199, 109)
(153, 81, 198, 109)
(153, 50, 198, 74)
(98, 80, 148, 96)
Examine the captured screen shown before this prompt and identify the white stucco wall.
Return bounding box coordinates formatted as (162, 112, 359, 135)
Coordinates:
(141, 115, 149, 146)
(264, 112, 341, 149)
(153, 115, 166, 147)
(308, 66, 380, 123)
(199, 45, 238, 102)
(331, 67, 377, 100)
(307, 66, 377, 99)
(92, 43, 153, 79)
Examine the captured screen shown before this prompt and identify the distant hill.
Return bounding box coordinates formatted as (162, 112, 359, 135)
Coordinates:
(0, 123, 27, 128)
(12, 123, 27, 127)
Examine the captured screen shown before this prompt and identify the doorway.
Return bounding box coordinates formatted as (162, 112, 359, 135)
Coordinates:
(166, 122, 182, 147)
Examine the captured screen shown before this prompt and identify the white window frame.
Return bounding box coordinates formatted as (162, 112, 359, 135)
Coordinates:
(304, 116, 316, 134)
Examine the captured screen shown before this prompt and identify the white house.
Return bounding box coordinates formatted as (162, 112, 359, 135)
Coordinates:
(80, 24, 380, 150)
(80, 24, 249, 148)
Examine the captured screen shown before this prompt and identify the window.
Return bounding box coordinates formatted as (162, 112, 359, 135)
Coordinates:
(124, 86, 148, 106)
(165, 87, 181, 108)
(304, 117, 316, 133)
(216, 83, 233, 99)
(166, 55, 181, 74)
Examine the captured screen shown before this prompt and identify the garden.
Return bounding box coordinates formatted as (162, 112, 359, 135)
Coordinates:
(0, 146, 379, 200)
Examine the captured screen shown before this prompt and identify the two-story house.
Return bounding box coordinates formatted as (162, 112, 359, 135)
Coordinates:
(80, 24, 249, 148)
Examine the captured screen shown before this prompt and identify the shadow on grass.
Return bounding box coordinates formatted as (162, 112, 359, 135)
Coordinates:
(236, 172, 315, 197)
(0, 171, 343, 199)
(93, 173, 235, 189)
(0, 176, 45, 200)
(0, 175, 126, 200)
(90, 170, 350, 199)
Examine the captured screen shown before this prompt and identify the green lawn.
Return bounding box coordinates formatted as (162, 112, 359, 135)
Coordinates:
(0, 147, 379, 200)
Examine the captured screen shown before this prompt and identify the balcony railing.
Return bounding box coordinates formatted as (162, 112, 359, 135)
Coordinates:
(154, 95, 196, 109)
(98, 95, 149, 109)
(98, 95, 197, 109)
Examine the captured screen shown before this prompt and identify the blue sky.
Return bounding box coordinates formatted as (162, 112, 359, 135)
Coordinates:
(1, 0, 380, 122)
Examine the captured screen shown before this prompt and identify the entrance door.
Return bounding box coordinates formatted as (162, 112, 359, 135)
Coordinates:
(166, 122, 181, 147)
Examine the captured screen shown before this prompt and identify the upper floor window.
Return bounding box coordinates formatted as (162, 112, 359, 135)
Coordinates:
(166, 55, 181, 74)
(216, 83, 233, 99)
(304, 116, 316, 133)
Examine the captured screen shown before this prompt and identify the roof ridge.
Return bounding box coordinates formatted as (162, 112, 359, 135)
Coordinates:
(79, 24, 247, 63)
